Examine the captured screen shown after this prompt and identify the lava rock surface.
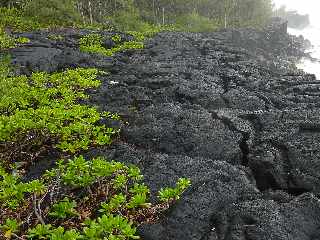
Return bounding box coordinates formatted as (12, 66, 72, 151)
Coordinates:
(9, 24, 320, 240)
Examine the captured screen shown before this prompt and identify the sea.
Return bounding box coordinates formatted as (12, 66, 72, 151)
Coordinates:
(289, 26, 320, 79)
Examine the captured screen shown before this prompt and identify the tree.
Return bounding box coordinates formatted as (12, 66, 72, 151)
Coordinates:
(23, 0, 81, 26)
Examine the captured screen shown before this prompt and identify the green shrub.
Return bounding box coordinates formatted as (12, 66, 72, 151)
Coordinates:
(0, 31, 15, 50)
(0, 165, 46, 209)
(0, 54, 11, 78)
(0, 218, 20, 238)
(79, 33, 144, 56)
(47, 34, 64, 41)
(111, 34, 122, 44)
(0, 155, 191, 239)
(15, 36, 30, 44)
(49, 198, 78, 219)
(0, 67, 120, 165)
(0, 27, 30, 50)
(79, 33, 113, 56)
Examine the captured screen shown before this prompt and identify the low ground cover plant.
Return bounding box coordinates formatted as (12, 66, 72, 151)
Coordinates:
(0, 29, 30, 50)
(79, 33, 144, 56)
(0, 61, 119, 166)
(0, 156, 191, 239)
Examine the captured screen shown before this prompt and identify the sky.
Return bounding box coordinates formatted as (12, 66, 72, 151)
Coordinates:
(273, 0, 319, 24)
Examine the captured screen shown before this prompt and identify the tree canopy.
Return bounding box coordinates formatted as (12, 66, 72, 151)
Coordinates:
(0, 0, 274, 32)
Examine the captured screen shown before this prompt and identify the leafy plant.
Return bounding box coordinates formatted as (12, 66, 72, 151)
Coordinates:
(0, 167, 46, 209)
(1, 155, 190, 239)
(111, 34, 122, 43)
(158, 178, 191, 202)
(0, 68, 120, 164)
(47, 34, 64, 41)
(49, 198, 78, 219)
(0, 54, 11, 78)
(0, 31, 15, 50)
(28, 225, 82, 240)
(100, 193, 126, 214)
(79, 33, 144, 56)
(27, 224, 55, 239)
(82, 214, 140, 240)
(15, 36, 30, 44)
(0, 218, 20, 239)
(0, 32, 30, 50)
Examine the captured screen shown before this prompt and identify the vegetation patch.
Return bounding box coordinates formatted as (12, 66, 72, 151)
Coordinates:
(79, 33, 144, 56)
(0, 59, 120, 167)
(0, 30, 30, 50)
(0, 7, 41, 32)
(47, 34, 64, 41)
(0, 155, 190, 239)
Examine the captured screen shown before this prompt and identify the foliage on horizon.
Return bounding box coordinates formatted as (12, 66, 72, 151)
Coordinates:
(0, 0, 273, 33)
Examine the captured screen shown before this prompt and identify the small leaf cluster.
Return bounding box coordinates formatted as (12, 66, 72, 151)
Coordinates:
(44, 156, 141, 188)
(126, 24, 177, 42)
(27, 224, 82, 240)
(0, 68, 119, 158)
(0, 31, 15, 50)
(15, 37, 30, 44)
(48, 198, 78, 219)
(0, 218, 20, 239)
(47, 34, 64, 41)
(0, 166, 46, 209)
(79, 33, 144, 56)
(111, 34, 122, 44)
(158, 178, 191, 202)
(79, 33, 112, 56)
(81, 214, 139, 240)
(26, 215, 138, 240)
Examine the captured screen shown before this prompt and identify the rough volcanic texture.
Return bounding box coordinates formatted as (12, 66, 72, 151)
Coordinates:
(9, 25, 320, 240)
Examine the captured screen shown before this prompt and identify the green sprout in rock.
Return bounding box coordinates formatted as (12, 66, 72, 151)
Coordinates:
(158, 178, 191, 202)
(15, 37, 30, 44)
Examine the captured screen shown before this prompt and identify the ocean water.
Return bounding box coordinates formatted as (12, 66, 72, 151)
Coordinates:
(289, 26, 320, 78)
(273, 0, 320, 78)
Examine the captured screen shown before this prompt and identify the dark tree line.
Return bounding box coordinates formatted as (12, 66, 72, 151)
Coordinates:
(0, 0, 274, 30)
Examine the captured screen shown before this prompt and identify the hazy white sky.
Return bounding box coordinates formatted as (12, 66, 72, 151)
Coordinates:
(273, 0, 319, 23)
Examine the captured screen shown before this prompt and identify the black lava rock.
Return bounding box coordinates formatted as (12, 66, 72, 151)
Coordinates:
(7, 23, 320, 239)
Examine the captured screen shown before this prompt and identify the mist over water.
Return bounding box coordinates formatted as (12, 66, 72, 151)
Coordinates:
(273, 0, 320, 78)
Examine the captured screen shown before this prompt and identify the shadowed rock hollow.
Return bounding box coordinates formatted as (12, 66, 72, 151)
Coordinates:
(10, 23, 320, 240)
